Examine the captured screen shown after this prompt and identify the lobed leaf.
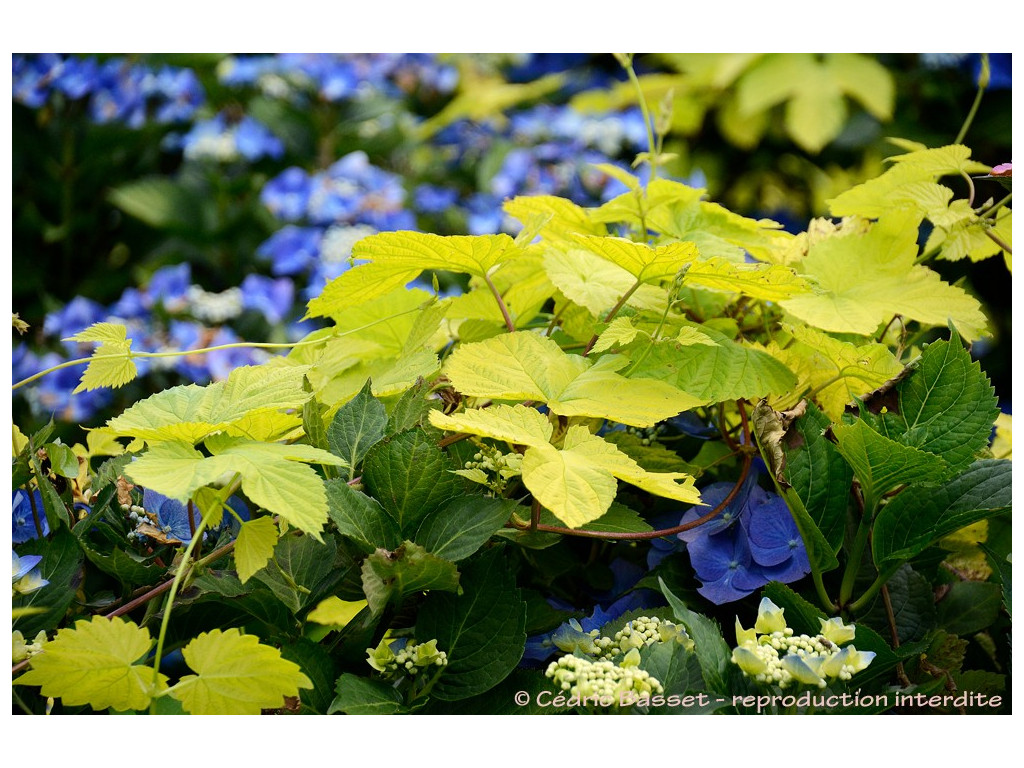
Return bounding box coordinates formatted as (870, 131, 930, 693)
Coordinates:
(170, 628, 312, 715)
(16, 616, 166, 712)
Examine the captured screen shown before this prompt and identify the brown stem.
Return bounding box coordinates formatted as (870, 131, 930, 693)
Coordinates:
(507, 452, 752, 541)
(881, 583, 911, 687)
(483, 271, 516, 333)
(582, 279, 643, 357)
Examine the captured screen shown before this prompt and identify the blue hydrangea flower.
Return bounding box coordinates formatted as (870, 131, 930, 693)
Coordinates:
(240, 274, 295, 325)
(13, 551, 49, 595)
(257, 225, 323, 276)
(261, 168, 314, 222)
(649, 460, 810, 604)
(178, 112, 284, 162)
(13, 490, 50, 543)
(142, 489, 196, 545)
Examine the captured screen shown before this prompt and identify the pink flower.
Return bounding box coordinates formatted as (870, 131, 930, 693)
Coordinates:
(991, 163, 1012, 176)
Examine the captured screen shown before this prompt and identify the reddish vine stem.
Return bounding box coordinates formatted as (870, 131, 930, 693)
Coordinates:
(11, 539, 239, 678)
(508, 451, 752, 541)
(483, 271, 516, 333)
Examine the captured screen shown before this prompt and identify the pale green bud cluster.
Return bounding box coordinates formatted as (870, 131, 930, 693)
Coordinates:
(366, 637, 448, 679)
(594, 615, 694, 658)
(12, 630, 47, 663)
(731, 598, 875, 689)
(624, 425, 662, 447)
(459, 443, 523, 492)
(545, 648, 664, 706)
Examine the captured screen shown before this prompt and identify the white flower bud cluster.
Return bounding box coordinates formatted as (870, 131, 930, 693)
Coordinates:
(460, 444, 523, 493)
(366, 637, 448, 679)
(594, 616, 694, 658)
(545, 650, 664, 706)
(186, 285, 244, 323)
(624, 425, 662, 447)
(320, 224, 377, 264)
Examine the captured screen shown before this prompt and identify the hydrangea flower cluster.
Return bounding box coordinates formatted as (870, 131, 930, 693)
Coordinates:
(257, 151, 416, 300)
(13, 262, 284, 423)
(592, 615, 695, 659)
(217, 53, 458, 103)
(649, 459, 810, 604)
(172, 112, 284, 163)
(12, 490, 49, 543)
(13, 54, 204, 125)
(731, 598, 875, 689)
(545, 648, 664, 706)
(366, 637, 448, 678)
(122, 488, 250, 547)
(12, 551, 49, 596)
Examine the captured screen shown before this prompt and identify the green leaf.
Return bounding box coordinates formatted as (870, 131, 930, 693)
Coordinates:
(16, 616, 167, 712)
(873, 460, 1011, 568)
(876, 332, 999, 472)
(307, 232, 517, 317)
(169, 628, 313, 715)
(782, 402, 853, 552)
(327, 379, 388, 477)
(861, 565, 936, 643)
(443, 331, 701, 427)
(108, 176, 205, 231)
(937, 581, 1002, 636)
(235, 516, 280, 584)
(980, 543, 1011, 618)
(639, 642, 706, 704)
(415, 496, 518, 561)
(503, 194, 606, 245)
(81, 544, 164, 588)
(416, 547, 527, 701)
(12, 526, 84, 637)
(306, 596, 368, 628)
(659, 578, 731, 695)
(386, 379, 442, 436)
(32, 455, 71, 531)
(573, 234, 699, 283)
(129, 435, 346, 541)
(781, 210, 988, 340)
(280, 638, 338, 714)
(104, 364, 313, 443)
(543, 247, 668, 317)
(430, 407, 699, 528)
(42, 441, 80, 479)
(629, 324, 796, 403)
(831, 420, 952, 510)
(362, 428, 465, 534)
(253, 533, 341, 613)
(360, 541, 461, 615)
(769, 323, 905, 421)
(328, 674, 406, 715)
(325, 478, 402, 552)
